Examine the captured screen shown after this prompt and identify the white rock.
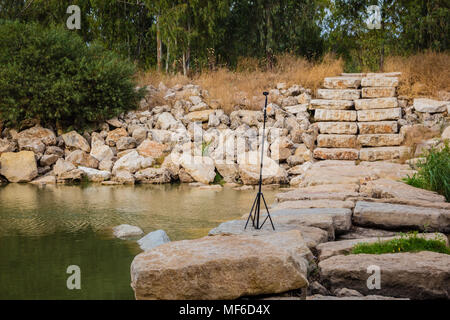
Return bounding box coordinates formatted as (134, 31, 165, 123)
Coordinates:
(137, 230, 171, 251)
(113, 224, 144, 239)
(413, 98, 449, 113)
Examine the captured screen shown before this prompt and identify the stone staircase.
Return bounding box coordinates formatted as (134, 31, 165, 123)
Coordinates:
(311, 72, 410, 161)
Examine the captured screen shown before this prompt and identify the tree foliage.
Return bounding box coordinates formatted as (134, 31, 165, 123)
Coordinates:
(0, 20, 144, 130)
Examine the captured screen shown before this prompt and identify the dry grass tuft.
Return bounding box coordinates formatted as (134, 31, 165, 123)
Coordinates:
(385, 51, 450, 99)
(137, 53, 343, 113)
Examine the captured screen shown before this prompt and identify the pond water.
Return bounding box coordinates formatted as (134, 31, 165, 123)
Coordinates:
(0, 183, 279, 300)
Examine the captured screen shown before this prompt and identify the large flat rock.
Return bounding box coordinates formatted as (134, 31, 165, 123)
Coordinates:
(131, 231, 311, 300)
(270, 208, 353, 234)
(353, 201, 450, 232)
(319, 252, 450, 299)
(274, 199, 355, 210)
(357, 108, 402, 121)
(357, 134, 403, 147)
(317, 89, 361, 100)
(362, 87, 396, 98)
(361, 77, 399, 87)
(314, 109, 357, 122)
(413, 98, 449, 113)
(317, 134, 357, 148)
(323, 77, 362, 89)
(354, 97, 398, 110)
(317, 233, 448, 261)
(310, 99, 354, 110)
(317, 122, 358, 134)
(359, 146, 410, 161)
(210, 219, 329, 248)
(276, 190, 358, 202)
(313, 148, 359, 160)
(358, 121, 398, 134)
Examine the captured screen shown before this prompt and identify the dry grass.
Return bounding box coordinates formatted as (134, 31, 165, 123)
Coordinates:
(385, 51, 450, 99)
(137, 53, 343, 113)
(137, 51, 450, 113)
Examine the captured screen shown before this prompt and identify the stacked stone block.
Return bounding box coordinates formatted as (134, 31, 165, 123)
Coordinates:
(312, 73, 410, 161)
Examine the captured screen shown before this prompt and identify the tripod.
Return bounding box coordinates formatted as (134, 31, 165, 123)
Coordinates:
(244, 92, 275, 231)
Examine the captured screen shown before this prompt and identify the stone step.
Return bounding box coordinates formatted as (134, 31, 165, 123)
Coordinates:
(318, 122, 358, 134)
(353, 201, 450, 232)
(354, 97, 398, 110)
(361, 77, 399, 87)
(362, 87, 396, 98)
(310, 99, 354, 110)
(323, 77, 361, 89)
(357, 121, 398, 134)
(317, 134, 357, 148)
(317, 89, 361, 100)
(315, 109, 357, 122)
(357, 108, 401, 121)
(313, 148, 359, 160)
(359, 146, 410, 161)
(340, 73, 365, 78)
(357, 134, 404, 147)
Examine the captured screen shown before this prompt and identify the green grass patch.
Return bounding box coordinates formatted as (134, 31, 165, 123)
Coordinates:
(212, 172, 225, 186)
(403, 142, 450, 202)
(351, 232, 450, 255)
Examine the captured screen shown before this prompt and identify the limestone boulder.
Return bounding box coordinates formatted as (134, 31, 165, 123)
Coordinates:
(62, 131, 90, 152)
(413, 98, 449, 113)
(136, 139, 167, 159)
(357, 108, 402, 122)
(310, 99, 354, 110)
(116, 137, 137, 151)
(357, 134, 403, 147)
(361, 77, 398, 87)
(137, 230, 171, 251)
(357, 121, 398, 134)
(354, 98, 398, 110)
(78, 166, 111, 182)
(209, 219, 328, 249)
(313, 148, 359, 161)
(179, 155, 216, 184)
(17, 126, 56, 154)
(237, 151, 288, 185)
(105, 127, 128, 147)
(323, 77, 361, 89)
(131, 231, 310, 300)
(134, 168, 171, 184)
(316, 89, 361, 100)
(53, 159, 76, 176)
(319, 252, 450, 299)
(314, 110, 357, 122)
(0, 151, 38, 182)
(0, 138, 16, 154)
(362, 87, 396, 98)
(66, 150, 99, 169)
(353, 201, 450, 232)
(112, 170, 135, 184)
(112, 150, 144, 174)
(317, 134, 357, 148)
(113, 224, 144, 239)
(185, 110, 215, 123)
(442, 126, 450, 141)
(317, 122, 358, 134)
(359, 146, 410, 161)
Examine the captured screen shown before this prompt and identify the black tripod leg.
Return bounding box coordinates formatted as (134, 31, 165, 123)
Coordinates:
(244, 195, 258, 230)
(260, 193, 275, 230)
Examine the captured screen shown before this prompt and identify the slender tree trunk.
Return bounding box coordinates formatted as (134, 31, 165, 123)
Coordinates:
(182, 51, 187, 76)
(156, 15, 162, 72)
(380, 22, 385, 71)
(166, 38, 170, 73)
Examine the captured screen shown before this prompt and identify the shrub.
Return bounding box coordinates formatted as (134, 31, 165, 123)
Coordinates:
(351, 232, 450, 255)
(404, 142, 450, 201)
(0, 20, 145, 130)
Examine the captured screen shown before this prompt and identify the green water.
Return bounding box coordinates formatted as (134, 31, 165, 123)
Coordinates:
(0, 183, 279, 300)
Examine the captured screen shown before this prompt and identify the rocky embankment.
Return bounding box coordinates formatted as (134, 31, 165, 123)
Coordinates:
(130, 160, 450, 300)
(1, 72, 449, 186)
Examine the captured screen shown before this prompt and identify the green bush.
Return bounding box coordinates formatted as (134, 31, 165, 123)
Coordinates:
(403, 142, 450, 202)
(351, 232, 450, 255)
(0, 20, 145, 130)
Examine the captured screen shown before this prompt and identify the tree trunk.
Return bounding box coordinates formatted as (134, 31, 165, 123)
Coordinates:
(182, 51, 187, 76)
(166, 38, 170, 73)
(156, 15, 162, 72)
